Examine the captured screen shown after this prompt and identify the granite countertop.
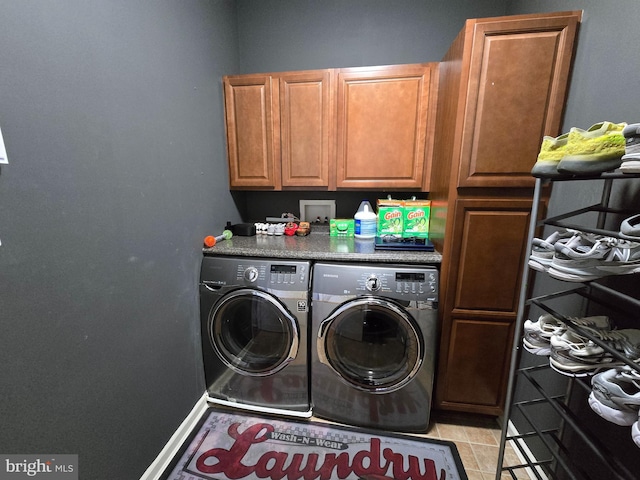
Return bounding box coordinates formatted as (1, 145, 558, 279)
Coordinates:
(203, 227, 442, 265)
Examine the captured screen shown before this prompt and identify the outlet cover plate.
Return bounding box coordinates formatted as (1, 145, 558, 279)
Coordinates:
(299, 200, 336, 222)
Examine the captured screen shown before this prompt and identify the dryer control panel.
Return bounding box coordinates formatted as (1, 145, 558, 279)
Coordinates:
(396, 271, 438, 294)
(313, 262, 438, 302)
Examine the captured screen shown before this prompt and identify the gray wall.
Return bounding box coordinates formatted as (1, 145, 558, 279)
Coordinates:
(0, 1, 240, 479)
(235, 0, 507, 73)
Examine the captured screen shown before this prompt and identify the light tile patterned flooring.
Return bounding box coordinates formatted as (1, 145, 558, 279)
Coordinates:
(421, 411, 530, 480)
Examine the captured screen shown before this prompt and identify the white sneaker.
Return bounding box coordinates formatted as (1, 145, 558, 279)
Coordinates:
(522, 314, 563, 355)
(523, 315, 610, 356)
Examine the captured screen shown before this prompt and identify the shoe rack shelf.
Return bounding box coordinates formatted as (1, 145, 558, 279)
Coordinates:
(497, 174, 640, 480)
(543, 173, 639, 239)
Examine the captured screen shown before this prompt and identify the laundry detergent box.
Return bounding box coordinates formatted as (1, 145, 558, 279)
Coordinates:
(376, 198, 404, 236)
(402, 199, 431, 238)
(330, 218, 354, 237)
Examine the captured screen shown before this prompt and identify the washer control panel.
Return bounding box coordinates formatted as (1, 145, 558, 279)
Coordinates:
(235, 262, 309, 288)
(200, 257, 310, 291)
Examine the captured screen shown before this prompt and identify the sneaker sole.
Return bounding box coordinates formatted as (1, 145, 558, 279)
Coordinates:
(531, 162, 572, 178)
(588, 392, 638, 426)
(522, 340, 551, 356)
(549, 356, 622, 377)
(549, 360, 595, 377)
(557, 155, 623, 174)
(547, 266, 604, 282)
(548, 262, 640, 282)
(621, 159, 640, 174)
(528, 258, 550, 272)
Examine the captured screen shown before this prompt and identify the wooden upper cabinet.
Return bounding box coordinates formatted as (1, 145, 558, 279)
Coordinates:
(457, 12, 581, 188)
(223, 64, 437, 190)
(335, 64, 436, 190)
(224, 74, 280, 189)
(279, 70, 334, 189)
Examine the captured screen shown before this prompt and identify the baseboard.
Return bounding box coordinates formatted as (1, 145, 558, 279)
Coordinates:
(139, 393, 209, 480)
(506, 420, 549, 480)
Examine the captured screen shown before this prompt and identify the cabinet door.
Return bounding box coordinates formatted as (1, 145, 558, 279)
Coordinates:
(436, 197, 532, 414)
(279, 70, 333, 189)
(224, 74, 280, 189)
(457, 12, 580, 188)
(336, 64, 435, 190)
(441, 316, 514, 411)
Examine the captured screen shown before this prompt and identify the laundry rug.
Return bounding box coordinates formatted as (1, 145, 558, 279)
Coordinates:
(160, 407, 467, 480)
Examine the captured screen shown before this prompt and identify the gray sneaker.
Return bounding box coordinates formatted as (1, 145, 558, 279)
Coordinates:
(550, 329, 640, 376)
(621, 123, 640, 173)
(589, 366, 640, 426)
(528, 229, 575, 272)
(549, 237, 640, 282)
(620, 214, 640, 240)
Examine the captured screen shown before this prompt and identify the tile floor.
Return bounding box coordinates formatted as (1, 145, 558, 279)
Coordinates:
(420, 411, 531, 480)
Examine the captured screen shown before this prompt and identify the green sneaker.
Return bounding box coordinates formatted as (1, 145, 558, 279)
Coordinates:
(557, 121, 627, 175)
(531, 132, 570, 178)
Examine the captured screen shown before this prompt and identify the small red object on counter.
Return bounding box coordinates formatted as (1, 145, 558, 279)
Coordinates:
(284, 222, 299, 236)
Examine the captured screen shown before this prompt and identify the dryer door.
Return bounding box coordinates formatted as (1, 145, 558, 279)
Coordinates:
(210, 288, 299, 376)
(317, 297, 423, 393)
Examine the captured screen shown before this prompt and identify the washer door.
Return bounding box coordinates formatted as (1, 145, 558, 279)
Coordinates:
(317, 297, 423, 393)
(209, 288, 299, 376)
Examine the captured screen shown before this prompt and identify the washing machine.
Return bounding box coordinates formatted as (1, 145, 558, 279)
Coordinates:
(311, 262, 439, 432)
(199, 256, 311, 417)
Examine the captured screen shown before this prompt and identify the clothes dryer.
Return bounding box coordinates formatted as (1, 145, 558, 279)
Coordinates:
(311, 262, 438, 432)
(200, 256, 311, 417)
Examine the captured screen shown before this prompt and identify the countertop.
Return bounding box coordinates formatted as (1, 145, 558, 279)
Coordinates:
(202, 228, 442, 265)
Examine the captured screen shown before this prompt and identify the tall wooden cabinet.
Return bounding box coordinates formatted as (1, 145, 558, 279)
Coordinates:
(223, 64, 437, 191)
(429, 11, 581, 415)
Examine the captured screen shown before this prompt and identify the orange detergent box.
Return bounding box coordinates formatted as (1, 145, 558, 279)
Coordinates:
(376, 198, 404, 236)
(402, 199, 431, 238)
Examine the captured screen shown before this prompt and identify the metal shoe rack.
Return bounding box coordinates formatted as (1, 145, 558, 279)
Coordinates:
(496, 173, 640, 480)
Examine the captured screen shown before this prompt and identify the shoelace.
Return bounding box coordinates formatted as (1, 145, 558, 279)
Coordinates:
(619, 367, 640, 389)
(567, 237, 640, 261)
(586, 330, 640, 359)
(554, 317, 612, 341)
(540, 315, 610, 336)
